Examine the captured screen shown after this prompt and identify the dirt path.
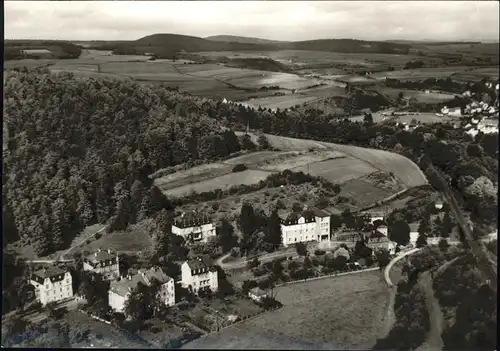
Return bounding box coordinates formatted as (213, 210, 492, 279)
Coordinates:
(59, 225, 107, 260)
(415, 271, 444, 351)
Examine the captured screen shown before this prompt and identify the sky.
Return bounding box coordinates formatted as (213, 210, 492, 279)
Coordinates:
(4, 1, 500, 42)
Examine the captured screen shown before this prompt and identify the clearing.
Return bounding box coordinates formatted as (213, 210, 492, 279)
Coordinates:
(184, 270, 390, 349)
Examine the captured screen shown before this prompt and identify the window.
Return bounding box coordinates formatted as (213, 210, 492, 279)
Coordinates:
(60, 288, 62, 292)
(294, 238, 297, 242)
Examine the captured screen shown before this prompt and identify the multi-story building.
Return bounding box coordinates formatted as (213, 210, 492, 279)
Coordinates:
(83, 249, 120, 280)
(172, 212, 216, 244)
(108, 267, 175, 313)
(180, 256, 218, 294)
(29, 267, 73, 306)
(280, 207, 331, 247)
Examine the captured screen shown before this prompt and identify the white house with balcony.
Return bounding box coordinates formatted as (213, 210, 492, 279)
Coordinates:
(108, 267, 175, 314)
(83, 249, 120, 280)
(180, 256, 219, 295)
(30, 267, 73, 306)
(172, 212, 216, 244)
(279, 207, 331, 247)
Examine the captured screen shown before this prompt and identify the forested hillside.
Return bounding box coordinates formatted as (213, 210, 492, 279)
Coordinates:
(3, 68, 497, 257)
(2, 69, 248, 256)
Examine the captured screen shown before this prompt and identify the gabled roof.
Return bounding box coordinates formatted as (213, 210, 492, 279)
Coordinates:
(110, 267, 173, 297)
(185, 256, 217, 275)
(31, 266, 68, 284)
(173, 212, 212, 229)
(280, 207, 329, 225)
(85, 250, 117, 265)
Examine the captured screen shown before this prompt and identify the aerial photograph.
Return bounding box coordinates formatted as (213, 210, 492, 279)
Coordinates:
(2, 0, 498, 349)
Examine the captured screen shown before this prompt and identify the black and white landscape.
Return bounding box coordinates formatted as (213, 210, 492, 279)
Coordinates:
(2, 1, 498, 349)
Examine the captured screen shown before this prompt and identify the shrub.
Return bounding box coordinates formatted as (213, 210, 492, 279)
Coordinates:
(86, 239, 91, 244)
(314, 249, 326, 256)
(95, 233, 102, 240)
(232, 164, 248, 172)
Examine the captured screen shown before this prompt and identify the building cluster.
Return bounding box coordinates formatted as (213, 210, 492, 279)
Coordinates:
(28, 248, 219, 315)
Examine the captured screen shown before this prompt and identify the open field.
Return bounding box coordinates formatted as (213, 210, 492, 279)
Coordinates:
(73, 224, 154, 255)
(241, 133, 427, 189)
(256, 150, 345, 172)
(243, 94, 320, 110)
(292, 157, 378, 184)
(154, 163, 233, 190)
(370, 66, 498, 81)
(164, 169, 274, 198)
(184, 270, 389, 349)
(222, 150, 295, 165)
(377, 87, 457, 103)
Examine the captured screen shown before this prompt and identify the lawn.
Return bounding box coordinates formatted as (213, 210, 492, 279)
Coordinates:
(164, 169, 274, 198)
(292, 157, 379, 184)
(184, 270, 390, 349)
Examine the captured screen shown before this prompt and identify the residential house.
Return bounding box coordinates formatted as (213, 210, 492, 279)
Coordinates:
(108, 267, 175, 313)
(448, 107, 462, 117)
(365, 233, 397, 255)
(435, 200, 444, 211)
(172, 212, 216, 244)
(30, 267, 73, 306)
(409, 231, 420, 248)
(363, 211, 385, 225)
(180, 256, 219, 295)
(477, 119, 498, 134)
(279, 207, 331, 247)
(248, 287, 268, 303)
(374, 224, 388, 237)
(83, 249, 120, 280)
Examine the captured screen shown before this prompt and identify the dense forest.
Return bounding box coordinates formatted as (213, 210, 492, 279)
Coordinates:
(3, 68, 251, 256)
(3, 68, 498, 258)
(4, 41, 82, 60)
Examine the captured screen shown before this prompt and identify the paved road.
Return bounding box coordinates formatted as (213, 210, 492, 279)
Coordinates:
(384, 248, 421, 287)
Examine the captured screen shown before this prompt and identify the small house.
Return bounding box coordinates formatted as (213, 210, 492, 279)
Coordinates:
(248, 287, 268, 302)
(180, 256, 219, 295)
(172, 212, 216, 244)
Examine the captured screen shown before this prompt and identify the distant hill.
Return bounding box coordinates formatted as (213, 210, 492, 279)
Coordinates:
(89, 33, 412, 57)
(206, 35, 288, 45)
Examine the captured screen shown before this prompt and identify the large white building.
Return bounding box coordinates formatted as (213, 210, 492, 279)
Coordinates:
(180, 257, 219, 294)
(108, 267, 175, 314)
(172, 212, 216, 244)
(83, 249, 120, 280)
(279, 207, 331, 247)
(30, 267, 73, 306)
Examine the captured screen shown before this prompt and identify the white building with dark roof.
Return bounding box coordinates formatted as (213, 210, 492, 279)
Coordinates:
(180, 256, 218, 294)
(108, 267, 175, 314)
(279, 207, 331, 247)
(248, 287, 268, 302)
(83, 249, 120, 280)
(172, 212, 216, 243)
(30, 266, 73, 305)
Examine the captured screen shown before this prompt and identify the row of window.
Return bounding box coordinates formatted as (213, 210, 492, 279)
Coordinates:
(195, 279, 210, 286)
(45, 281, 70, 289)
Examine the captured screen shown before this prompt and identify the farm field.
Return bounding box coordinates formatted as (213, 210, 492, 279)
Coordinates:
(292, 157, 378, 184)
(184, 270, 389, 349)
(243, 94, 319, 110)
(240, 132, 427, 189)
(370, 66, 498, 81)
(256, 150, 345, 172)
(164, 169, 273, 198)
(348, 111, 456, 125)
(222, 151, 296, 165)
(377, 87, 457, 103)
(154, 163, 233, 190)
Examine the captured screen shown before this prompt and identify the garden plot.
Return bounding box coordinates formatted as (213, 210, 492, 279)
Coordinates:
(292, 157, 379, 184)
(338, 178, 393, 209)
